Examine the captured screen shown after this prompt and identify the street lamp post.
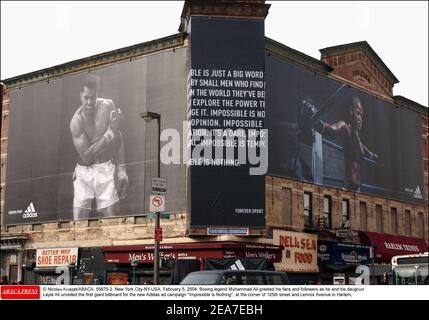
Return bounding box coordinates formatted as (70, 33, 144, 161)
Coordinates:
(371, 245, 375, 285)
(131, 259, 139, 285)
(21, 264, 26, 285)
(370, 244, 378, 285)
(69, 262, 76, 285)
(140, 111, 161, 285)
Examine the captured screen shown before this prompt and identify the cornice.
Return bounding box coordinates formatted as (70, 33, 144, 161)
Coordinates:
(393, 96, 428, 118)
(2, 33, 186, 90)
(266, 37, 334, 75)
(320, 41, 399, 85)
(179, 0, 270, 32)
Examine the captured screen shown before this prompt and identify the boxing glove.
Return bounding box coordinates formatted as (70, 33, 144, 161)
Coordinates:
(297, 99, 318, 144)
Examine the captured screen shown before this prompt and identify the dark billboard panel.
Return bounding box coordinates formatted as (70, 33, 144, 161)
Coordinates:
(188, 17, 266, 228)
(266, 54, 425, 204)
(5, 49, 187, 224)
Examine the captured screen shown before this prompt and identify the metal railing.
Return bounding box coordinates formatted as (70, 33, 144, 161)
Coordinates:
(312, 215, 329, 231)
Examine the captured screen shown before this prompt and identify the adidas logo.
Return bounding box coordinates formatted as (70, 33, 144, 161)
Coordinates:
(414, 186, 423, 199)
(415, 186, 421, 195)
(229, 259, 245, 270)
(23, 202, 38, 218)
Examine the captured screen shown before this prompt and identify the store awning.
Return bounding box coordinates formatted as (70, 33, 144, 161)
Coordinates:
(102, 241, 283, 264)
(358, 231, 428, 262)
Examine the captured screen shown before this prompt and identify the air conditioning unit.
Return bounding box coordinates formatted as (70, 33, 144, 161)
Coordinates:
(342, 220, 351, 228)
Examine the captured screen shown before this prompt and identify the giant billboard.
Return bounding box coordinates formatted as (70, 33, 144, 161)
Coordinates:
(266, 54, 425, 205)
(4, 49, 187, 224)
(188, 17, 266, 228)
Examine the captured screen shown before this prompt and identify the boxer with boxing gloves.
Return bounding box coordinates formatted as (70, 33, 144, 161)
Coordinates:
(70, 75, 129, 220)
(299, 95, 377, 192)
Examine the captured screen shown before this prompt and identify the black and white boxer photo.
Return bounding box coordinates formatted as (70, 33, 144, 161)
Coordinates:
(69, 75, 129, 220)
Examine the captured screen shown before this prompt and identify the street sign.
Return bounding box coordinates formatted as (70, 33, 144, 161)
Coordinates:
(147, 212, 170, 219)
(335, 228, 352, 238)
(160, 213, 170, 219)
(150, 195, 165, 212)
(155, 227, 163, 242)
(145, 213, 155, 220)
(152, 177, 167, 195)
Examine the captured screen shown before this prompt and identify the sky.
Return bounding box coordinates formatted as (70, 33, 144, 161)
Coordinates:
(1, 1, 428, 106)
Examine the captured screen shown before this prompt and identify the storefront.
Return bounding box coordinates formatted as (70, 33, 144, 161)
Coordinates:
(318, 240, 371, 284)
(0, 236, 27, 284)
(32, 247, 79, 285)
(272, 230, 319, 285)
(102, 241, 283, 285)
(19, 247, 106, 285)
(359, 231, 428, 262)
(358, 231, 428, 284)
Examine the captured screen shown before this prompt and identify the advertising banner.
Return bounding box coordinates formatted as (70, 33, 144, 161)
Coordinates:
(273, 230, 318, 273)
(188, 16, 266, 228)
(103, 244, 282, 264)
(317, 240, 371, 266)
(36, 248, 78, 267)
(4, 49, 187, 224)
(266, 54, 425, 205)
(204, 258, 266, 271)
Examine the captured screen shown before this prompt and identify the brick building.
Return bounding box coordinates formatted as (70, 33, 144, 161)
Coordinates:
(1, 0, 427, 285)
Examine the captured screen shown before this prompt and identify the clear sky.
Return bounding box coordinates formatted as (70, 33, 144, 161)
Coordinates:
(1, 1, 428, 106)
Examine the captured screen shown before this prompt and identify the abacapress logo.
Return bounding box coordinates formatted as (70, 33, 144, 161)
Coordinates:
(1, 285, 40, 299)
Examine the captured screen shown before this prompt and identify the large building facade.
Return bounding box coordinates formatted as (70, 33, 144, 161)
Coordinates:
(1, 0, 427, 285)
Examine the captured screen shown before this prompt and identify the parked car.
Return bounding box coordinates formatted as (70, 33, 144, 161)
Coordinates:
(180, 270, 289, 285)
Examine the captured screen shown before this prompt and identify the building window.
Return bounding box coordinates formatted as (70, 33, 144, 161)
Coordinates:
(304, 192, 312, 228)
(32, 224, 43, 232)
(418, 213, 424, 239)
(391, 208, 397, 234)
(89, 219, 100, 228)
(59, 221, 70, 229)
(360, 202, 367, 231)
(323, 196, 332, 229)
(342, 199, 350, 225)
(282, 188, 292, 226)
(135, 216, 146, 224)
(404, 210, 411, 236)
(376, 205, 383, 233)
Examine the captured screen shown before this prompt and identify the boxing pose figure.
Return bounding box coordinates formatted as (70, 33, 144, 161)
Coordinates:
(70, 75, 129, 220)
(299, 96, 377, 192)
